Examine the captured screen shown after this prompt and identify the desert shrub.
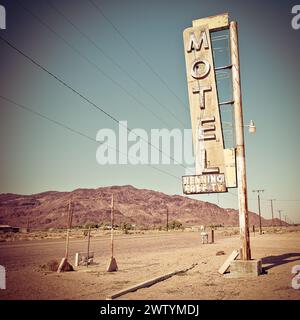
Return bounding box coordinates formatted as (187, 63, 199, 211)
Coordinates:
(120, 223, 133, 234)
(140, 225, 150, 231)
(168, 220, 183, 230)
(39, 259, 59, 271)
(84, 222, 99, 229)
(209, 224, 223, 229)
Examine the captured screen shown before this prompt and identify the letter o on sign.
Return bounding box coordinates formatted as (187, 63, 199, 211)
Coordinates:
(191, 59, 210, 79)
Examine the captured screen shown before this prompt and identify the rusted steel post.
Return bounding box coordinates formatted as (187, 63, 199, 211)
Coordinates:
(230, 21, 251, 260)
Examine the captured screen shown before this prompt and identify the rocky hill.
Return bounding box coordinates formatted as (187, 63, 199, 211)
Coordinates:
(0, 185, 285, 229)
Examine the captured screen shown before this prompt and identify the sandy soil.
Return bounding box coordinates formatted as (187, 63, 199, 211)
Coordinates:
(0, 229, 299, 300)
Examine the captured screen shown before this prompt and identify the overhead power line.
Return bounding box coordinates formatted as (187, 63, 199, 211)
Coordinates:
(0, 35, 192, 174)
(47, 0, 186, 127)
(88, 0, 189, 111)
(1, 91, 297, 206)
(15, 0, 171, 128)
(273, 199, 300, 202)
(0, 95, 95, 142)
(0, 94, 181, 181)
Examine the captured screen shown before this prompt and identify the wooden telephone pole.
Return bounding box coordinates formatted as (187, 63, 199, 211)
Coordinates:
(65, 199, 73, 259)
(278, 210, 283, 227)
(269, 199, 275, 227)
(166, 208, 169, 232)
(57, 198, 74, 273)
(107, 194, 118, 272)
(86, 227, 91, 267)
(253, 190, 264, 235)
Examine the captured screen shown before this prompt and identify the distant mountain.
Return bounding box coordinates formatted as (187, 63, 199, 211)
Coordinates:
(0, 185, 286, 229)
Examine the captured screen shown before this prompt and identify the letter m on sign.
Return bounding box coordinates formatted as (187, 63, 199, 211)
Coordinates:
(0, 5, 6, 30)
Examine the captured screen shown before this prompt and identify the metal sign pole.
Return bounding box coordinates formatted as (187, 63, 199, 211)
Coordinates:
(230, 21, 251, 260)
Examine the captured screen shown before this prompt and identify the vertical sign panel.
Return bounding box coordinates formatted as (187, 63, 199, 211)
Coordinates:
(182, 25, 227, 194)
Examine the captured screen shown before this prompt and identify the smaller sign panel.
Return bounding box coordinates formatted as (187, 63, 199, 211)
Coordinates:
(182, 174, 227, 194)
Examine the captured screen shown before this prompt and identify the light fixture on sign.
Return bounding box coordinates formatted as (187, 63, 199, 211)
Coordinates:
(248, 120, 256, 134)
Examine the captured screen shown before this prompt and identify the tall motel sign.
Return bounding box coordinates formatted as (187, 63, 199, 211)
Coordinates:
(182, 13, 251, 260)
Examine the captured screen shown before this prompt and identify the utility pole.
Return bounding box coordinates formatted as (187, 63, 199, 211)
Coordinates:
(166, 208, 169, 232)
(86, 227, 91, 267)
(57, 198, 73, 273)
(107, 194, 118, 272)
(111, 195, 114, 258)
(230, 21, 251, 261)
(26, 217, 30, 232)
(253, 190, 264, 235)
(278, 210, 283, 227)
(269, 199, 275, 227)
(65, 199, 73, 260)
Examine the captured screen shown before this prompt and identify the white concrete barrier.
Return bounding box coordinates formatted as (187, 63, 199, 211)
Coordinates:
(0, 265, 6, 290)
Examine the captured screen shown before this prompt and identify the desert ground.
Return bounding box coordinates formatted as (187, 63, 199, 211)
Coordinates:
(0, 227, 300, 300)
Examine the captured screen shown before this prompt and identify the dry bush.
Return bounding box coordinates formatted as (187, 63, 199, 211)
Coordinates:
(39, 259, 59, 272)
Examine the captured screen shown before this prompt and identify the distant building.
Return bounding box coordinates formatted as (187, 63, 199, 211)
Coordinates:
(20, 227, 30, 233)
(0, 225, 20, 233)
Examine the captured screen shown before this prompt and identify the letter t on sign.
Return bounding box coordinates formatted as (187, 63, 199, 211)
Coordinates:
(193, 85, 212, 109)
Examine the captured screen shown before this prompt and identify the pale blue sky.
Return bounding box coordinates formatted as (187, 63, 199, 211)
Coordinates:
(0, 0, 299, 223)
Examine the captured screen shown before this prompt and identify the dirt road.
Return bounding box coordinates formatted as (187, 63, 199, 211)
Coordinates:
(0, 230, 299, 300)
(0, 231, 199, 270)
